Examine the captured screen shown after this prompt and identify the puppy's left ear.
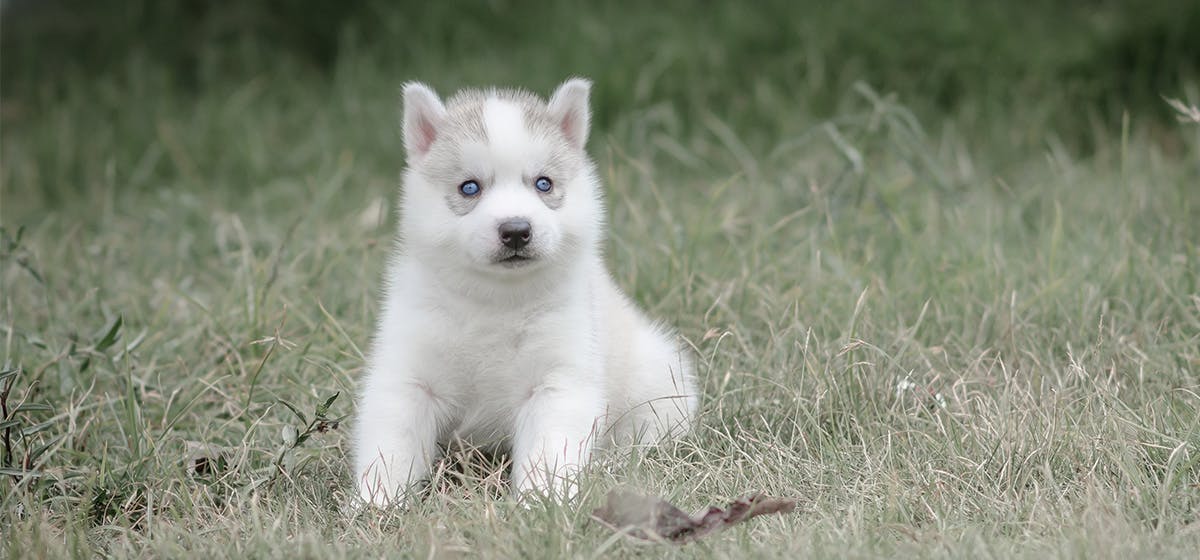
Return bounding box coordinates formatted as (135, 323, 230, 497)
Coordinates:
(548, 77, 592, 150)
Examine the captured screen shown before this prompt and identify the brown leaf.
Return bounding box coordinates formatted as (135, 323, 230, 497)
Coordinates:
(591, 489, 797, 544)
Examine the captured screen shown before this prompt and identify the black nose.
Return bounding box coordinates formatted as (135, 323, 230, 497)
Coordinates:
(498, 219, 532, 250)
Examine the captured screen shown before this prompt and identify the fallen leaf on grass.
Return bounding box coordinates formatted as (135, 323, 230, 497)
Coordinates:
(591, 489, 797, 544)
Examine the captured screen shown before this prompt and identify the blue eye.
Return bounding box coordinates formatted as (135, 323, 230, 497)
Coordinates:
(459, 180, 480, 196)
(534, 177, 553, 192)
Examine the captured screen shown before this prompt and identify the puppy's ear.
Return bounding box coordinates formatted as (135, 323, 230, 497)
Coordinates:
(402, 82, 447, 159)
(548, 77, 592, 150)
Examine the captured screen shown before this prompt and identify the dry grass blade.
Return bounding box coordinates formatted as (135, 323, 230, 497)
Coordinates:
(1163, 97, 1200, 123)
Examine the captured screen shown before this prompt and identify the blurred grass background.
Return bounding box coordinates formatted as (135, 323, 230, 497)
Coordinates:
(2, 1, 1199, 557)
(5, 0, 1200, 209)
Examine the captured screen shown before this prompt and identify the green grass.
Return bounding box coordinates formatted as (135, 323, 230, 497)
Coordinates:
(3, 1, 1200, 557)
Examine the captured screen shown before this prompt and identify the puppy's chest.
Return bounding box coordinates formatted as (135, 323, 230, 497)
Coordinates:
(419, 300, 586, 401)
(412, 301, 587, 444)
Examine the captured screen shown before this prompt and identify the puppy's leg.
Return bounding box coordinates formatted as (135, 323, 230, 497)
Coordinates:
(353, 381, 442, 508)
(611, 328, 697, 447)
(510, 382, 603, 501)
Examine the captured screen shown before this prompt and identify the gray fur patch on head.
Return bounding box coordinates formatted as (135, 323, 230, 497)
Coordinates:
(444, 191, 482, 216)
(535, 157, 569, 210)
(414, 86, 588, 215)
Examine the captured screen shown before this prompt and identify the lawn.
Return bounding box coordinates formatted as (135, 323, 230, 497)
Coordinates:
(2, 1, 1199, 557)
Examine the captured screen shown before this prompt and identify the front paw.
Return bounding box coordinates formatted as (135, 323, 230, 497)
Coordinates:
(348, 481, 411, 513)
(512, 463, 582, 504)
(352, 464, 417, 511)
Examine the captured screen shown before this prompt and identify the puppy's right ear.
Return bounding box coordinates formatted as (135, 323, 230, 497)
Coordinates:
(402, 82, 447, 159)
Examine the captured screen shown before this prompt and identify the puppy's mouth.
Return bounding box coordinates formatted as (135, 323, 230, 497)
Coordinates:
(495, 253, 536, 267)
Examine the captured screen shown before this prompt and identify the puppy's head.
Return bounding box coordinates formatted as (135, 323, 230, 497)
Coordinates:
(397, 78, 602, 277)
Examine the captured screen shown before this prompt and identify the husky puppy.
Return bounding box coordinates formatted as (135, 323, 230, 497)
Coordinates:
(353, 78, 697, 506)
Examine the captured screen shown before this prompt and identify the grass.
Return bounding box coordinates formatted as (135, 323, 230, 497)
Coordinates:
(3, 1, 1200, 557)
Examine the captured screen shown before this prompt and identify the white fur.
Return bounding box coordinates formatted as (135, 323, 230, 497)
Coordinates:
(483, 99, 532, 168)
(353, 78, 697, 507)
